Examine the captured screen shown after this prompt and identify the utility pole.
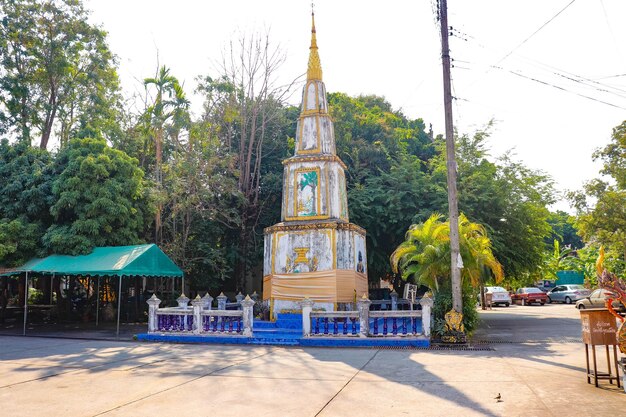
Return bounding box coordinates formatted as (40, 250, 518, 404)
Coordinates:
(439, 0, 463, 316)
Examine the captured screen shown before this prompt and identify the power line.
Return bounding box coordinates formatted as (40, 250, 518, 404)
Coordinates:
(502, 68, 626, 110)
(457, 21, 626, 98)
(494, 0, 577, 66)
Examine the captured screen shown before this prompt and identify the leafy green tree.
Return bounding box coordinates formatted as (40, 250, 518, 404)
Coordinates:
(391, 213, 502, 333)
(142, 66, 190, 244)
(160, 121, 243, 291)
(545, 210, 584, 250)
(430, 127, 554, 282)
(43, 137, 152, 254)
(328, 93, 439, 282)
(348, 153, 443, 281)
(391, 213, 503, 290)
(0, 139, 53, 265)
(570, 120, 626, 262)
(0, 0, 122, 149)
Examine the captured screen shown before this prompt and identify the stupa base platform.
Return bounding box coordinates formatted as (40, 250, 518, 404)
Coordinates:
(135, 313, 429, 348)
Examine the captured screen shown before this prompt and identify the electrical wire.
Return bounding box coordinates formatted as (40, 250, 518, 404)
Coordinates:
(494, 0, 578, 66)
(502, 68, 626, 110)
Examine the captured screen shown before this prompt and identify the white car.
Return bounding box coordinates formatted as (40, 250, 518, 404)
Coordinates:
(484, 286, 512, 307)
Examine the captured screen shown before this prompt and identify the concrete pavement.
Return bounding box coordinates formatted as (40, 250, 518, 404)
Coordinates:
(0, 304, 623, 416)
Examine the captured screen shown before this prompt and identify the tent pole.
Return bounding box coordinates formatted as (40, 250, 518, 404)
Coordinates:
(50, 274, 54, 305)
(95, 276, 100, 327)
(116, 275, 122, 338)
(182, 275, 185, 295)
(23, 271, 29, 336)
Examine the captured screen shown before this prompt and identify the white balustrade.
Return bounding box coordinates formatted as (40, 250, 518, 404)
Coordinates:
(147, 293, 254, 336)
(303, 294, 433, 338)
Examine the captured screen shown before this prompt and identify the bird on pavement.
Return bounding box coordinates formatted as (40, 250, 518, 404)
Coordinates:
(494, 393, 502, 402)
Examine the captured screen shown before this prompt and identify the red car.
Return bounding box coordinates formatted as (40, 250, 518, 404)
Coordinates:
(512, 287, 548, 306)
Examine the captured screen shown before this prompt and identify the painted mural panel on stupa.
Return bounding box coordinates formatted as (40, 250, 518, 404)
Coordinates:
(295, 168, 320, 217)
(271, 230, 334, 275)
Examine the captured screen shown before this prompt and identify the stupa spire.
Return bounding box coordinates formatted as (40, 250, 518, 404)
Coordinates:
(307, 8, 323, 81)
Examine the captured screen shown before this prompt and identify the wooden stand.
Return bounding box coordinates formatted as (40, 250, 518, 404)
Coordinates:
(580, 309, 621, 388)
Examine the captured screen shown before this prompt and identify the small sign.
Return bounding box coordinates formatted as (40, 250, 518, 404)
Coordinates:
(580, 309, 617, 346)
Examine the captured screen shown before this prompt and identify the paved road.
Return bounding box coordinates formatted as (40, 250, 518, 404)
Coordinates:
(0, 304, 623, 416)
(472, 302, 584, 343)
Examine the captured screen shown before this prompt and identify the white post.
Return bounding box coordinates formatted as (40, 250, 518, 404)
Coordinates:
(95, 275, 99, 327)
(191, 295, 203, 334)
(147, 294, 161, 333)
(357, 294, 372, 338)
(420, 295, 434, 337)
(241, 295, 255, 337)
(202, 293, 213, 310)
(116, 275, 122, 338)
(217, 292, 227, 310)
(23, 271, 29, 336)
(235, 292, 244, 309)
(390, 291, 398, 311)
(176, 293, 190, 308)
(300, 297, 315, 337)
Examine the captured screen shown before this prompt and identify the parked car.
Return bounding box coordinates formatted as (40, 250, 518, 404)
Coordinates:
(512, 287, 548, 306)
(575, 289, 626, 311)
(484, 286, 511, 307)
(547, 284, 591, 304)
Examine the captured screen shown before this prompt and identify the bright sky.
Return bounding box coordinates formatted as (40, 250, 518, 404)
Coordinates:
(85, 0, 626, 211)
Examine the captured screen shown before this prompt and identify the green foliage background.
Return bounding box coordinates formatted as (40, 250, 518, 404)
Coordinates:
(3, 0, 623, 301)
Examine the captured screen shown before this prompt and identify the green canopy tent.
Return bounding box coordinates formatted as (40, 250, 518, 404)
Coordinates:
(1, 244, 183, 337)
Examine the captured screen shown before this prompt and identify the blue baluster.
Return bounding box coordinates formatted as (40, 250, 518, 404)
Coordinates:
(342, 318, 348, 335)
(212, 316, 218, 332)
(402, 317, 407, 335)
(373, 318, 378, 335)
(383, 318, 388, 335)
(228, 318, 234, 332)
(237, 318, 242, 333)
(323, 317, 329, 334)
(392, 318, 398, 335)
(314, 317, 320, 335)
(412, 317, 417, 334)
(351, 317, 357, 335)
(220, 317, 226, 332)
(333, 319, 338, 335)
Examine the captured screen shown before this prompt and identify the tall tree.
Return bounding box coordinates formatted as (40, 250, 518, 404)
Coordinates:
(199, 33, 296, 292)
(142, 65, 189, 244)
(570, 120, 626, 263)
(43, 137, 152, 255)
(328, 93, 438, 282)
(430, 127, 554, 282)
(0, 0, 122, 149)
(0, 139, 53, 265)
(545, 210, 584, 250)
(160, 120, 243, 291)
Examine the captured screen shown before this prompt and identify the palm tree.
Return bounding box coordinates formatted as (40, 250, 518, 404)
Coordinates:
(143, 66, 190, 243)
(391, 213, 503, 292)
